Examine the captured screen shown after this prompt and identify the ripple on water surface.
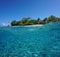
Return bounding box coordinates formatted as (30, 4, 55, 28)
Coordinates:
(0, 22, 60, 57)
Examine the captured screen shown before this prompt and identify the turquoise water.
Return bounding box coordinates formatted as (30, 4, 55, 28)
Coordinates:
(0, 22, 60, 57)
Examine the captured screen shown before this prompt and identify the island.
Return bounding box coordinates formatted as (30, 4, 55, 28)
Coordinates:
(11, 15, 60, 26)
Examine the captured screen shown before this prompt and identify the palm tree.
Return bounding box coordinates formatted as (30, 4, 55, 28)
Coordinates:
(37, 18, 40, 24)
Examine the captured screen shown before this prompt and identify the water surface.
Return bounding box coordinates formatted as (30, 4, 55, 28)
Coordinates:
(0, 22, 60, 57)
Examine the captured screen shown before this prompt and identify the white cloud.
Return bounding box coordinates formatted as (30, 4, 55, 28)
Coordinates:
(1, 23, 10, 26)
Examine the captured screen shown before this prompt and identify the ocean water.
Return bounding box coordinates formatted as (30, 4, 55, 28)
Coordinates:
(0, 22, 60, 57)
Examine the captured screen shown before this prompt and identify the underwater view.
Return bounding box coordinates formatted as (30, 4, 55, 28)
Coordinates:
(0, 21, 60, 57)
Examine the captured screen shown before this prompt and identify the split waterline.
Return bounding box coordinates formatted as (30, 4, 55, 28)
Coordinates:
(0, 22, 60, 57)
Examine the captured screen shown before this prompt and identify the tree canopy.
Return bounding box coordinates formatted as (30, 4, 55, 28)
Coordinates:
(11, 15, 60, 26)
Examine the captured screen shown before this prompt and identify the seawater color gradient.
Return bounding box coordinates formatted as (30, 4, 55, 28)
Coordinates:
(0, 22, 60, 57)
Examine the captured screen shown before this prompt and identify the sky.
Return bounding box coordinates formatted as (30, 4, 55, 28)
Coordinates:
(0, 0, 60, 26)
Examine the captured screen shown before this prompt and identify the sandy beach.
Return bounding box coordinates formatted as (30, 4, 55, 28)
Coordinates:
(24, 24, 43, 27)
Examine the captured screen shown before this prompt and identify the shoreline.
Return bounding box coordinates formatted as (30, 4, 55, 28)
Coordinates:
(23, 24, 43, 27)
(0, 24, 43, 27)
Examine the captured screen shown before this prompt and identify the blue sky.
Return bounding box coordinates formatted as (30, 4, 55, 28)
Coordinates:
(0, 0, 60, 25)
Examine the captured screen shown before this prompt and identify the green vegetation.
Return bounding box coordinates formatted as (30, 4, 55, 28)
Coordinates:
(11, 15, 60, 26)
